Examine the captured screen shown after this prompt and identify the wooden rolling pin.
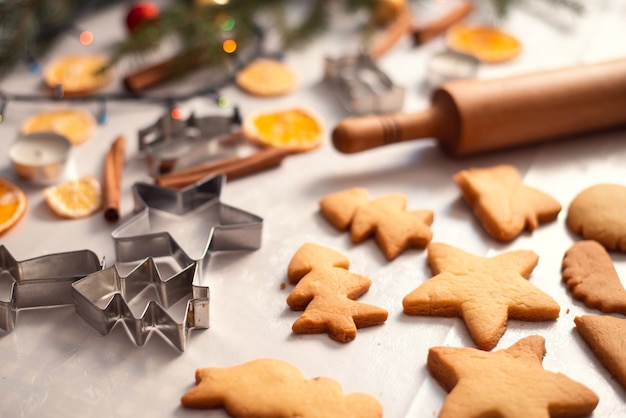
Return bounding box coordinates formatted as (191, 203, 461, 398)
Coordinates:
(332, 58, 626, 156)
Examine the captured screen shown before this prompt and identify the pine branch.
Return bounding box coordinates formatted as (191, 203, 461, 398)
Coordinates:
(0, 0, 586, 79)
(488, 0, 583, 17)
(0, 0, 123, 76)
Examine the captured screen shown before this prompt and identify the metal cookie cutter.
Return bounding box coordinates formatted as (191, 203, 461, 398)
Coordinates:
(324, 50, 405, 115)
(138, 107, 243, 176)
(0, 246, 103, 333)
(84, 174, 262, 350)
(111, 173, 263, 265)
(72, 257, 207, 351)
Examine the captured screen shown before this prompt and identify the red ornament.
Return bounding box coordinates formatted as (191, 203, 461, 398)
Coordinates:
(125, 2, 161, 34)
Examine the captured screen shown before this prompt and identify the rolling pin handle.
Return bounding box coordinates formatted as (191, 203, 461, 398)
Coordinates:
(332, 106, 445, 154)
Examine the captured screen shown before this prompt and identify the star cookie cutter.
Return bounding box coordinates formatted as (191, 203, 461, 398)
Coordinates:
(0, 246, 103, 333)
(81, 174, 263, 350)
(111, 173, 263, 265)
(72, 257, 207, 351)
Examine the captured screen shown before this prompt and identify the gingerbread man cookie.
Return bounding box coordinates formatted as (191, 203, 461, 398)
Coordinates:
(181, 358, 383, 417)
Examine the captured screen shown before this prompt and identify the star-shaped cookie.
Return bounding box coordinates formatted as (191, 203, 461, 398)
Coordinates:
(454, 164, 561, 241)
(403, 242, 560, 350)
(562, 240, 626, 314)
(575, 315, 626, 391)
(428, 335, 599, 417)
(181, 358, 383, 417)
(319, 188, 433, 260)
(286, 243, 388, 342)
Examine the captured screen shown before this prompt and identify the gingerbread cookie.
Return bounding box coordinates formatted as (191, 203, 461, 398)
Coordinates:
(235, 58, 297, 97)
(575, 315, 626, 391)
(566, 183, 626, 252)
(181, 358, 383, 417)
(403, 242, 560, 350)
(286, 243, 388, 342)
(454, 164, 561, 241)
(319, 188, 434, 260)
(428, 335, 599, 417)
(562, 240, 626, 314)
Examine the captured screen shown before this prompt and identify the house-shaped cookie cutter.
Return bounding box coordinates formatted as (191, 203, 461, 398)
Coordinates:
(138, 107, 243, 176)
(0, 246, 103, 333)
(324, 50, 405, 115)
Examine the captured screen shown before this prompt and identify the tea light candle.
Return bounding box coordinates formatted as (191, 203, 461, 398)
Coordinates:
(427, 50, 480, 87)
(9, 133, 71, 182)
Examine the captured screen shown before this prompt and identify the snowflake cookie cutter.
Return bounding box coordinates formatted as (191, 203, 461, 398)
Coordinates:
(0, 246, 103, 333)
(72, 257, 207, 351)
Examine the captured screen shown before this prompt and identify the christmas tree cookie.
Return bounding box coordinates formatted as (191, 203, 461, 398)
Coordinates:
(286, 243, 388, 342)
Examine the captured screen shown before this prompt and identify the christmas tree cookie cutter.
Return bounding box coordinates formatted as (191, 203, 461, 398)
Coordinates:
(324, 50, 405, 115)
(0, 246, 103, 333)
(72, 257, 207, 351)
(138, 107, 243, 176)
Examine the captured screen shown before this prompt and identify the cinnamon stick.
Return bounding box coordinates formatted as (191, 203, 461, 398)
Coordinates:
(155, 146, 287, 189)
(124, 51, 203, 94)
(369, 7, 414, 60)
(412, 0, 474, 45)
(103, 135, 126, 222)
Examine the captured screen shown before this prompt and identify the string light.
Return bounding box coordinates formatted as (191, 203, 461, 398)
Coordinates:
(170, 107, 183, 120)
(97, 98, 108, 125)
(217, 96, 230, 109)
(0, 95, 6, 124)
(0, 87, 221, 126)
(0, 24, 266, 124)
(220, 17, 235, 31)
(26, 53, 41, 74)
(222, 39, 237, 53)
(79, 30, 94, 46)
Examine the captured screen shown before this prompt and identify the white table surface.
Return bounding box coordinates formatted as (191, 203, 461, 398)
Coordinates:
(1, 1, 626, 416)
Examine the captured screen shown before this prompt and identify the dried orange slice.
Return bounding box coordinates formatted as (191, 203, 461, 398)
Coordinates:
(0, 177, 27, 235)
(21, 108, 96, 145)
(235, 58, 297, 97)
(446, 24, 522, 63)
(43, 175, 102, 219)
(242, 108, 323, 153)
(43, 55, 113, 94)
